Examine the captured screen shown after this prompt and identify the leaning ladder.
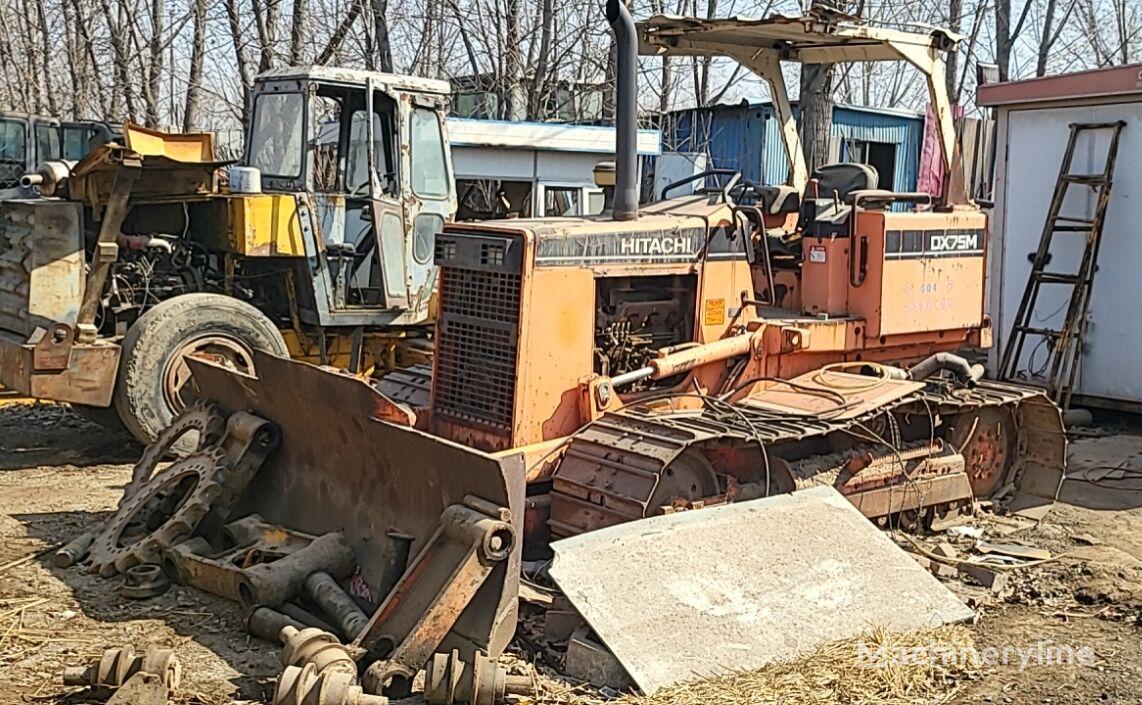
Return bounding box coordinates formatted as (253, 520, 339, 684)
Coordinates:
(998, 121, 1126, 410)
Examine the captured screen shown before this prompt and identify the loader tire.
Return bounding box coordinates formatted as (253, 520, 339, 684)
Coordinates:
(114, 294, 289, 455)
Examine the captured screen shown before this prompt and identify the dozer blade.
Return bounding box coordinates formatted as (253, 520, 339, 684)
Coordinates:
(185, 352, 525, 658)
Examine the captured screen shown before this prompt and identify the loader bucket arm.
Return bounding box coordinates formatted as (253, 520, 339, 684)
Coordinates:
(185, 352, 525, 659)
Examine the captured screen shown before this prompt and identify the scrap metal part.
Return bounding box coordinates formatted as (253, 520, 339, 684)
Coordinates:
(105, 671, 170, 705)
(54, 530, 96, 567)
(424, 650, 532, 705)
(62, 644, 181, 692)
(162, 517, 315, 602)
(280, 626, 359, 674)
(356, 499, 515, 696)
(119, 563, 171, 600)
(247, 606, 308, 643)
(274, 663, 387, 705)
(237, 532, 355, 608)
(305, 572, 370, 640)
(125, 401, 225, 499)
(85, 448, 230, 577)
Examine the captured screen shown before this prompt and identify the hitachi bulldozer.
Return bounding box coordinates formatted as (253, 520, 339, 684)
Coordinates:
(130, 2, 1067, 696)
(186, 0, 1067, 553)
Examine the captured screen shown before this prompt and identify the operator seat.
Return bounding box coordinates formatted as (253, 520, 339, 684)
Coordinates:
(811, 163, 879, 200)
(799, 163, 880, 238)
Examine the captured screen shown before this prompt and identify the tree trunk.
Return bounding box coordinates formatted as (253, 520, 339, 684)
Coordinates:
(946, 0, 962, 99)
(527, 0, 554, 119)
(145, 0, 165, 127)
(503, 0, 522, 119)
(290, 0, 309, 65)
(367, 0, 393, 72)
(317, 0, 363, 64)
(223, 0, 253, 87)
(183, 0, 206, 131)
(34, 0, 57, 115)
(798, 63, 834, 174)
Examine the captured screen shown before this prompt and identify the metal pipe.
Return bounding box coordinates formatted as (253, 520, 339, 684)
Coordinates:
(649, 334, 753, 378)
(907, 352, 975, 385)
(610, 366, 654, 388)
(304, 572, 370, 640)
(606, 0, 638, 221)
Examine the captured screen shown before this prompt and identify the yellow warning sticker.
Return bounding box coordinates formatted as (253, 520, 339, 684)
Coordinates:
(704, 298, 726, 326)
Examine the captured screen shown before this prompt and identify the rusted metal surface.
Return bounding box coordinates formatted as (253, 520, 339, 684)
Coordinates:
(118, 564, 171, 600)
(125, 402, 225, 499)
(424, 649, 533, 705)
(247, 606, 307, 643)
(356, 500, 515, 696)
(947, 407, 1012, 497)
(86, 448, 229, 577)
(62, 645, 181, 692)
(550, 379, 1066, 538)
(238, 533, 355, 608)
(54, 530, 96, 567)
(186, 352, 524, 664)
(305, 572, 370, 640)
(0, 330, 120, 406)
(76, 157, 140, 343)
(162, 519, 315, 603)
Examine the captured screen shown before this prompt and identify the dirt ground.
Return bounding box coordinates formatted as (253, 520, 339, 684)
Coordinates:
(1, 403, 1141, 704)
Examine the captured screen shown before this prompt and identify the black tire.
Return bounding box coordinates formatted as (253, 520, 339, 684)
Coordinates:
(114, 294, 289, 454)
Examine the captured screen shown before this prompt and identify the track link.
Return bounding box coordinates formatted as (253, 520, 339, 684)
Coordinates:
(549, 380, 1066, 539)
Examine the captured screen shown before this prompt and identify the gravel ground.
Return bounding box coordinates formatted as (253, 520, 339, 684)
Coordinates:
(2, 402, 1141, 704)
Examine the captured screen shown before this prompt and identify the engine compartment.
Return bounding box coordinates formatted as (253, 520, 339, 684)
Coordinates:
(593, 275, 695, 388)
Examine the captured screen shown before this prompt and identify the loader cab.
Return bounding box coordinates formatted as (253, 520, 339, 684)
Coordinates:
(244, 67, 457, 328)
(0, 113, 62, 189)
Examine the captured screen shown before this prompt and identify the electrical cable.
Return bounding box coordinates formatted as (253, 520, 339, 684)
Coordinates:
(809, 360, 894, 393)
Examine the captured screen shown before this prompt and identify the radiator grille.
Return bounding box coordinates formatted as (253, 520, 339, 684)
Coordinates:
(434, 265, 522, 432)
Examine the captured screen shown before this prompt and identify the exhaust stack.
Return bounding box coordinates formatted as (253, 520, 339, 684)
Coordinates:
(606, 0, 638, 221)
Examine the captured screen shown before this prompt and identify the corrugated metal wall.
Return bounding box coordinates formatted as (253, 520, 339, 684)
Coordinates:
(661, 103, 768, 183)
(663, 102, 925, 194)
(760, 105, 923, 192)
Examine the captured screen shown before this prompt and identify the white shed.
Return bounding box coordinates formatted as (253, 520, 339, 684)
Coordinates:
(446, 118, 661, 219)
(978, 65, 1142, 410)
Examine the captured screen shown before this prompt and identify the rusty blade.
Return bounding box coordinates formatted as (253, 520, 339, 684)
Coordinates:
(185, 352, 525, 657)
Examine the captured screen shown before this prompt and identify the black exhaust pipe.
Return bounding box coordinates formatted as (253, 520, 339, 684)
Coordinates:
(606, 0, 638, 222)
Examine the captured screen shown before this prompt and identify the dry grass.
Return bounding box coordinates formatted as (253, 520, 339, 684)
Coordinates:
(613, 625, 980, 705)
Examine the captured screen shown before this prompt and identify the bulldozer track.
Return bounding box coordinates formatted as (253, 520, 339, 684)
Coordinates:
(549, 380, 1066, 540)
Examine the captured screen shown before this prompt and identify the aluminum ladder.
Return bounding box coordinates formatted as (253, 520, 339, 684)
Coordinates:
(998, 120, 1126, 410)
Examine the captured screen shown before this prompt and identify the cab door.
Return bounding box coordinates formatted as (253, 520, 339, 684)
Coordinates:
(371, 91, 455, 323)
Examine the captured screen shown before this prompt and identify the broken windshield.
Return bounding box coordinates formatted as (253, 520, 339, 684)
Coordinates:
(248, 92, 305, 179)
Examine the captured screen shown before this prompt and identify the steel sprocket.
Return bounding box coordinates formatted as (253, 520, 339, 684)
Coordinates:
(87, 446, 229, 577)
(122, 401, 225, 502)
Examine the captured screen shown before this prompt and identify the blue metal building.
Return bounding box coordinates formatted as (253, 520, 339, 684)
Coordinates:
(662, 101, 924, 194)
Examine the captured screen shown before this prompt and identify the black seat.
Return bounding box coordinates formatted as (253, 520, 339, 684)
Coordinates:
(811, 163, 879, 201)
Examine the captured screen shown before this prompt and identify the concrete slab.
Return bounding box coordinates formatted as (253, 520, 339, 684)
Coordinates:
(548, 485, 974, 694)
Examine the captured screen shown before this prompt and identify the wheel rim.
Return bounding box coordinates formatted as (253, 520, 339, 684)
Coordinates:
(949, 408, 1012, 498)
(163, 335, 255, 413)
(648, 451, 720, 512)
